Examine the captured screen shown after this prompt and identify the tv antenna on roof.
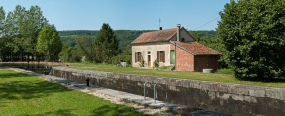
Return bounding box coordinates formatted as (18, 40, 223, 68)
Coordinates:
(159, 18, 161, 27)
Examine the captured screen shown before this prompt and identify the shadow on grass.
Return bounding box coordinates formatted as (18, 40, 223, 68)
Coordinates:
(0, 71, 29, 78)
(0, 101, 10, 107)
(90, 105, 151, 116)
(20, 109, 74, 116)
(0, 78, 71, 100)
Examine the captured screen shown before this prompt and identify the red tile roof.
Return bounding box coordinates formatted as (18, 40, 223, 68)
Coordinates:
(172, 41, 221, 55)
(131, 28, 179, 44)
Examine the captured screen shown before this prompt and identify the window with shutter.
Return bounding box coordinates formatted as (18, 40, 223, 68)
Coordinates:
(135, 52, 141, 63)
(157, 51, 165, 63)
(135, 52, 137, 62)
(137, 52, 141, 62)
(157, 51, 159, 62)
(162, 51, 165, 62)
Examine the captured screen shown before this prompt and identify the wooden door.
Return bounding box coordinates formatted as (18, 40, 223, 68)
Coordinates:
(148, 55, 151, 67)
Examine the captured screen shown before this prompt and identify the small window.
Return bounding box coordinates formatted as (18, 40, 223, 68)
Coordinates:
(157, 51, 165, 63)
(148, 51, 151, 54)
(135, 52, 141, 62)
(181, 38, 185, 42)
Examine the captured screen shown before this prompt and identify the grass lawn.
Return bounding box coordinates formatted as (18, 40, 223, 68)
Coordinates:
(0, 70, 151, 116)
(68, 63, 285, 88)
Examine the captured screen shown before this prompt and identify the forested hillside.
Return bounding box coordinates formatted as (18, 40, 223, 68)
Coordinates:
(58, 30, 216, 52)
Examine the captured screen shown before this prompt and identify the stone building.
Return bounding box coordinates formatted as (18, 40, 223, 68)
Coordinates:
(131, 24, 221, 72)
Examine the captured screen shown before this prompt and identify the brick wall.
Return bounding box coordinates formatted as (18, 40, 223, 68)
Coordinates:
(171, 44, 220, 72)
(170, 44, 194, 71)
(194, 55, 220, 72)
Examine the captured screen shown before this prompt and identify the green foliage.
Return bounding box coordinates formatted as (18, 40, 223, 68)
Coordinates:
(58, 30, 150, 52)
(217, 0, 285, 79)
(153, 59, 159, 68)
(110, 54, 122, 65)
(0, 6, 5, 36)
(58, 45, 82, 63)
(73, 35, 94, 62)
(139, 56, 145, 67)
(37, 24, 62, 61)
(121, 45, 132, 64)
(110, 45, 132, 65)
(0, 5, 49, 62)
(189, 31, 200, 41)
(93, 23, 118, 63)
(22, 6, 48, 57)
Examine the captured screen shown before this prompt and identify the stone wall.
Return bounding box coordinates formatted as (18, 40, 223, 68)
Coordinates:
(52, 67, 285, 116)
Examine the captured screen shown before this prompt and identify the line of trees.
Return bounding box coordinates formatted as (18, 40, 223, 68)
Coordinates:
(0, 5, 62, 62)
(59, 23, 130, 64)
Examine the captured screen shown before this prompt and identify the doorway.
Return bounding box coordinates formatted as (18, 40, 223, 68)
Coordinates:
(148, 55, 151, 67)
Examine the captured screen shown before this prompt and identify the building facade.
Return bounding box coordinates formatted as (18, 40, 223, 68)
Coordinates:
(131, 24, 221, 72)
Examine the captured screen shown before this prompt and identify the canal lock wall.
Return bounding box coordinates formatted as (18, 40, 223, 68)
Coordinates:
(52, 67, 285, 116)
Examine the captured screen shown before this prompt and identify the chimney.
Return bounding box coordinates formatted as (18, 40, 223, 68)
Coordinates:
(159, 27, 162, 30)
(177, 24, 181, 42)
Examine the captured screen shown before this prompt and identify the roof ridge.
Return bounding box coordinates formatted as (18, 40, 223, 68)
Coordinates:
(171, 41, 221, 55)
(190, 41, 221, 54)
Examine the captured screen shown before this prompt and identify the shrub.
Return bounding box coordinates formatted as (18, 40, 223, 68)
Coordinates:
(153, 59, 159, 68)
(139, 57, 145, 67)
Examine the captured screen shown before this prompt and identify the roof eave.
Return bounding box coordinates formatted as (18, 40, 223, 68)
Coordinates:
(195, 54, 222, 56)
(131, 40, 170, 45)
(170, 41, 196, 55)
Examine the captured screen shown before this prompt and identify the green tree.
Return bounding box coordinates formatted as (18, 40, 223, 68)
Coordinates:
(189, 31, 200, 41)
(0, 7, 5, 61)
(217, 0, 285, 79)
(12, 5, 27, 61)
(0, 6, 5, 37)
(59, 45, 72, 62)
(23, 5, 48, 61)
(73, 35, 94, 61)
(37, 24, 62, 61)
(93, 23, 118, 63)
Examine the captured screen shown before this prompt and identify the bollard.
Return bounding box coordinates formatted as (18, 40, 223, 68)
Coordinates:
(86, 77, 90, 86)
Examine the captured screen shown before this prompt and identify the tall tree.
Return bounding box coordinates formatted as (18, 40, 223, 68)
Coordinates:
(37, 24, 62, 61)
(23, 5, 48, 60)
(93, 23, 118, 63)
(73, 35, 94, 61)
(217, 0, 285, 79)
(12, 5, 27, 61)
(0, 6, 5, 37)
(0, 7, 5, 61)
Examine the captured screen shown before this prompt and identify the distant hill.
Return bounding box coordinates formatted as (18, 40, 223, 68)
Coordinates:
(58, 30, 216, 52)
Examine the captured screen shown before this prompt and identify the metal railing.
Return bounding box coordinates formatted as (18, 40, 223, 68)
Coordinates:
(144, 81, 167, 104)
(154, 83, 167, 103)
(144, 81, 153, 101)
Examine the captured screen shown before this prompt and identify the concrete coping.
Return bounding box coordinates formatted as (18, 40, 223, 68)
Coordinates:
(53, 66, 285, 101)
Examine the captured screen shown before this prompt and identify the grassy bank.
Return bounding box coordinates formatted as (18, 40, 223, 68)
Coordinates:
(0, 70, 150, 116)
(68, 63, 285, 88)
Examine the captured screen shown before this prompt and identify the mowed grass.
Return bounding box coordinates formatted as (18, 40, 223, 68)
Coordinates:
(68, 63, 285, 88)
(0, 70, 151, 116)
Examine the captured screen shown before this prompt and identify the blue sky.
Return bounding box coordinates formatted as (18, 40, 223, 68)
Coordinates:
(1, 0, 230, 31)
